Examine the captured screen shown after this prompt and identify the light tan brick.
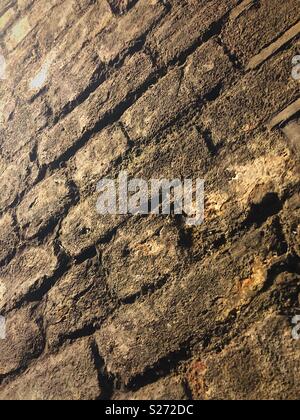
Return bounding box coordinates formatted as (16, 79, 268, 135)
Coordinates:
(5, 17, 31, 50)
(0, 7, 16, 32)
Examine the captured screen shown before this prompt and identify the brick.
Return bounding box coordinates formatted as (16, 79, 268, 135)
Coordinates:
(4, 0, 58, 51)
(102, 217, 186, 300)
(126, 125, 211, 180)
(1, 98, 53, 159)
(7, 0, 111, 100)
(107, 0, 138, 15)
(247, 22, 300, 71)
(268, 98, 300, 130)
(1, 0, 299, 401)
(27, 0, 112, 110)
(38, 52, 153, 165)
(97, 0, 165, 63)
(71, 125, 128, 193)
(17, 0, 34, 12)
(222, 0, 300, 67)
(121, 40, 233, 141)
(0, 94, 16, 126)
(0, 245, 58, 312)
(45, 260, 116, 348)
(0, 7, 16, 32)
(0, 145, 38, 212)
(95, 259, 231, 384)
(32, 0, 96, 57)
(5, 16, 31, 50)
(201, 46, 299, 145)
(147, 0, 239, 65)
(0, 1, 14, 15)
(0, 305, 44, 376)
(95, 210, 297, 385)
(186, 311, 300, 400)
(0, 339, 102, 400)
(0, 213, 17, 265)
(60, 194, 126, 257)
(16, 172, 72, 239)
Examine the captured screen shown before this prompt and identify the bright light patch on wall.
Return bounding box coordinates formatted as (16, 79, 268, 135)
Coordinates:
(29, 62, 50, 90)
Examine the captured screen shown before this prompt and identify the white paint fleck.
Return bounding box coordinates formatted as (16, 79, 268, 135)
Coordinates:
(29, 60, 51, 90)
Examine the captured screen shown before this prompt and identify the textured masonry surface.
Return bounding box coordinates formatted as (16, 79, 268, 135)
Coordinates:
(0, 0, 300, 400)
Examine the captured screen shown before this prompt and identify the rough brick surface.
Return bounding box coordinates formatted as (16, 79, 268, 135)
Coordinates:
(0, 305, 44, 377)
(0, 0, 299, 401)
(0, 339, 102, 400)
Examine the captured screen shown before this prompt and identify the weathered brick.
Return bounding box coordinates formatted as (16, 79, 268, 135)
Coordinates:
(222, 0, 300, 67)
(0, 245, 58, 312)
(1, 97, 53, 159)
(0, 92, 16, 126)
(97, 0, 165, 63)
(16, 172, 72, 239)
(0, 1, 14, 15)
(17, 0, 34, 12)
(0, 339, 102, 400)
(5, 16, 31, 50)
(60, 195, 126, 257)
(36, 0, 95, 56)
(5, 0, 110, 100)
(126, 125, 211, 180)
(45, 260, 116, 348)
(95, 210, 296, 385)
(0, 305, 44, 376)
(95, 257, 233, 384)
(107, 0, 138, 15)
(147, 0, 239, 65)
(1, 0, 299, 401)
(38, 52, 153, 165)
(247, 22, 300, 71)
(186, 311, 300, 400)
(71, 125, 128, 193)
(102, 217, 186, 300)
(201, 45, 299, 145)
(0, 7, 16, 32)
(0, 213, 17, 265)
(26, 0, 112, 110)
(121, 40, 233, 141)
(0, 145, 38, 212)
(4, 0, 59, 51)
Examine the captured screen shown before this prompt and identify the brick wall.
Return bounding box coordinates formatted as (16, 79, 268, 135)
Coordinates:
(0, 0, 299, 400)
